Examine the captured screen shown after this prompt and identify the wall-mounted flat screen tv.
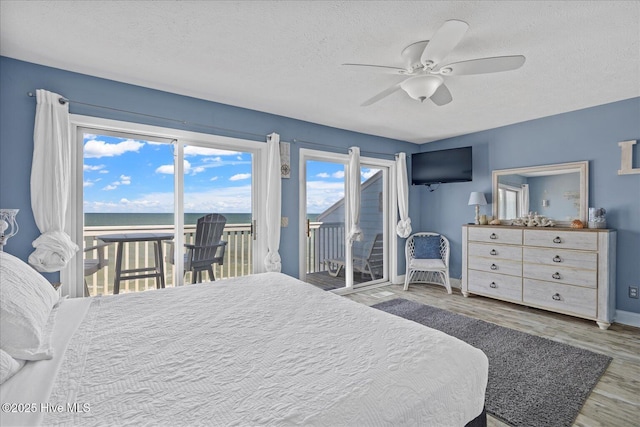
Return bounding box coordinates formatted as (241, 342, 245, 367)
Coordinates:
(411, 146, 473, 185)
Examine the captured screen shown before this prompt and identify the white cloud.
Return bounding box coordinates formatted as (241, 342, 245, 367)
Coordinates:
(84, 185, 253, 213)
(203, 157, 223, 163)
(229, 173, 251, 181)
(84, 139, 145, 158)
(99, 170, 109, 174)
(361, 168, 379, 180)
(316, 172, 330, 178)
(332, 171, 345, 179)
(156, 160, 206, 176)
(156, 164, 175, 174)
(84, 164, 105, 171)
(101, 175, 131, 190)
(306, 181, 345, 213)
(210, 176, 219, 181)
(83, 178, 102, 187)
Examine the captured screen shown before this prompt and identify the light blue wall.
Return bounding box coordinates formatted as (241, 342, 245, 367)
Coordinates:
(2, 56, 638, 315)
(0, 57, 419, 281)
(527, 173, 581, 221)
(416, 97, 640, 313)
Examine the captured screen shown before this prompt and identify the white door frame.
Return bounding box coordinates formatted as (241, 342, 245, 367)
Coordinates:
(62, 115, 267, 297)
(298, 148, 398, 288)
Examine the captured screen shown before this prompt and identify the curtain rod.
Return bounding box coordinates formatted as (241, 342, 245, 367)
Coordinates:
(27, 91, 402, 158)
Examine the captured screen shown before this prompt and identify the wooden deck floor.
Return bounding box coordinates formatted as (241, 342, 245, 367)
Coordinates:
(343, 282, 640, 427)
(305, 271, 371, 291)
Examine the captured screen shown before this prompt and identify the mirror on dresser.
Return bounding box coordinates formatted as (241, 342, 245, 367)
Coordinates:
(492, 161, 589, 227)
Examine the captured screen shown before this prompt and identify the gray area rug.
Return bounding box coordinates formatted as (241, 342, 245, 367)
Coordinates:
(372, 298, 612, 427)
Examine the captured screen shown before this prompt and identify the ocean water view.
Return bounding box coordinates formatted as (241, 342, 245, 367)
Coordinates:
(85, 213, 252, 226)
(85, 213, 320, 226)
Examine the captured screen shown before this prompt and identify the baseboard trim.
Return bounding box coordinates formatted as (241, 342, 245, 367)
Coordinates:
(614, 310, 640, 328)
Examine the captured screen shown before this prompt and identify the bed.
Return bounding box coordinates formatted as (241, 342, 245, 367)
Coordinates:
(1, 251, 488, 426)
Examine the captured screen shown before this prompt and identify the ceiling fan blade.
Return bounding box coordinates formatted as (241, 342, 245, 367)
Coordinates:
(420, 19, 469, 67)
(440, 55, 526, 75)
(430, 83, 453, 106)
(361, 83, 403, 106)
(342, 63, 407, 75)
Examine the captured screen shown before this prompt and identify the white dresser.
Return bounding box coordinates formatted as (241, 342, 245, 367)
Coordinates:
(462, 225, 616, 329)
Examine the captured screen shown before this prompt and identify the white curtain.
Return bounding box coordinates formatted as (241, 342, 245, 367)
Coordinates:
(521, 184, 530, 217)
(395, 152, 412, 238)
(346, 146, 362, 244)
(28, 89, 79, 272)
(264, 133, 282, 272)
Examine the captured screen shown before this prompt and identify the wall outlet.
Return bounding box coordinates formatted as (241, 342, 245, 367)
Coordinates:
(630, 286, 639, 299)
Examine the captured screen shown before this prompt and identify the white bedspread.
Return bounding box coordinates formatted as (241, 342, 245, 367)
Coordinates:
(41, 272, 487, 426)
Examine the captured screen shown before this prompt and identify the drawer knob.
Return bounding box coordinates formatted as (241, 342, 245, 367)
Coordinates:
(552, 293, 561, 301)
(490, 233, 497, 240)
(490, 263, 498, 271)
(553, 255, 562, 263)
(490, 249, 498, 256)
(552, 272, 561, 280)
(553, 236, 562, 244)
(490, 282, 497, 288)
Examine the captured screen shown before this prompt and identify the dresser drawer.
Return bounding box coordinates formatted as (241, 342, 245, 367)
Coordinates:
(468, 242, 522, 261)
(524, 229, 597, 251)
(523, 263, 597, 288)
(468, 227, 522, 245)
(523, 247, 597, 269)
(523, 279, 596, 318)
(469, 256, 522, 276)
(468, 270, 522, 301)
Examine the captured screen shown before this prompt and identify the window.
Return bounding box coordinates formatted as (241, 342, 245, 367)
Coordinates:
(62, 116, 267, 297)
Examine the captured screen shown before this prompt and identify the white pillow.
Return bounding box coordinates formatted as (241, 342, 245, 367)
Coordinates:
(0, 348, 26, 384)
(0, 251, 60, 360)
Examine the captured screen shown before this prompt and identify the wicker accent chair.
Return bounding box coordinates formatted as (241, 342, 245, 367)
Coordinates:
(404, 232, 451, 294)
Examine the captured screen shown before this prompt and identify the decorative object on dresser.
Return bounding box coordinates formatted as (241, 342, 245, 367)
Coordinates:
(589, 207, 607, 228)
(0, 209, 19, 251)
(511, 212, 555, 227)
(468, 192, 487, 225)
(570, 219, 585, 228)
(462, 225, 616, 329)
(493, 161, 588, 227)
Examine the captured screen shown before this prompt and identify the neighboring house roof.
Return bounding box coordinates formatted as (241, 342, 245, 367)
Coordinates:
(317, 170, 382, 222)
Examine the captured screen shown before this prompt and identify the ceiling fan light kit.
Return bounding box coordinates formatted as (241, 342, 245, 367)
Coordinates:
(345, 19, 526, 106)
(400, 75, 444, 102)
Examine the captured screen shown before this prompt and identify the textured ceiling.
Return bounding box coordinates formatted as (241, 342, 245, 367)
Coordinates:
(1, 1, 639, 144)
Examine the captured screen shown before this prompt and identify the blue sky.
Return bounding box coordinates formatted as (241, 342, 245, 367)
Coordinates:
(83, 134, 376, 214)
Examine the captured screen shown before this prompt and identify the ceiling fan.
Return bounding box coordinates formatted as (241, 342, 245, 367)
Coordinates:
(343, 20, 526, 106)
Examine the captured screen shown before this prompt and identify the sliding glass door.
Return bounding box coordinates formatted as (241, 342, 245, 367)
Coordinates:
(66, 116, 267, 298)
(181, 143, 255, 283)
(304, 159, 347, 290)
(300, 149, 389, 290)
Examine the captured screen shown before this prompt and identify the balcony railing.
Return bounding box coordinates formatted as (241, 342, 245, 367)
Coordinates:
(83, 221, 344, 296)
(84, 223, 253, 295)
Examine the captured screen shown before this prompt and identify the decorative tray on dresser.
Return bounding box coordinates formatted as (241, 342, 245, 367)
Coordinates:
(462, 225, 616, 329)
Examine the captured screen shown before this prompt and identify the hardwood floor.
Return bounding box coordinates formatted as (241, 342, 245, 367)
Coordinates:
(343, 283, 640, 427)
